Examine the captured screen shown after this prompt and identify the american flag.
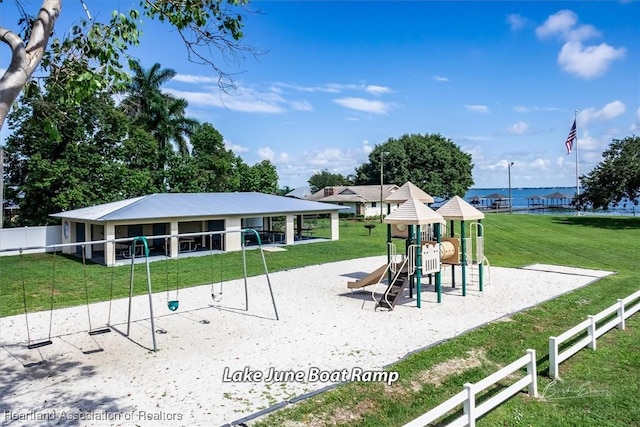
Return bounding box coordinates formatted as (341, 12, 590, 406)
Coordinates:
(565, 119, 577, 154)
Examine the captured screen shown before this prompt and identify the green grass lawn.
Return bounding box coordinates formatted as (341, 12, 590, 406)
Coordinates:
(1, 214, 639, 426)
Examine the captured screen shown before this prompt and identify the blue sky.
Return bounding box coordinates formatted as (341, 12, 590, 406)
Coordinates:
(2, 1, 639, 190)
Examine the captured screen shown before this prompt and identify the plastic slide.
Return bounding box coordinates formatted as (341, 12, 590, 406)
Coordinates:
(347, 264, 388, 289)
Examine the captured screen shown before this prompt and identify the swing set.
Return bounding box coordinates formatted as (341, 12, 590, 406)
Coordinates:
(8, 228, 278, 353)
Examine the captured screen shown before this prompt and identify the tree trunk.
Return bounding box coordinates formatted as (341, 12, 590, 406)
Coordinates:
(0, 0, 61, 130)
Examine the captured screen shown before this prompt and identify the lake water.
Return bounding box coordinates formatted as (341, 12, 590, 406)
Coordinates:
(457, 187, 638, 217)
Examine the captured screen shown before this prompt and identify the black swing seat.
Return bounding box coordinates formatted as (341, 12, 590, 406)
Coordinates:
(88, 327, 111, 336)
(27, 340, 53, 350)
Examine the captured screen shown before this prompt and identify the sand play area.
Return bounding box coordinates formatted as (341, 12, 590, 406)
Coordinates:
(0, 255, 613, 426)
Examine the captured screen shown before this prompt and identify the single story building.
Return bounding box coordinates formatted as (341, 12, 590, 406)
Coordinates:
(51, 192, 344, 266)
(306, 184, 400, 218)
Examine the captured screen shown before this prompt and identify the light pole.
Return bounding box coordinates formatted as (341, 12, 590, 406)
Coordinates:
(508, 161, 514, 214)
(380, 151, 389, 223)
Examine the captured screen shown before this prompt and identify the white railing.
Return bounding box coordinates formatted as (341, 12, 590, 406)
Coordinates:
(404, 349, 537, 427)
(549, 289, 640, 379)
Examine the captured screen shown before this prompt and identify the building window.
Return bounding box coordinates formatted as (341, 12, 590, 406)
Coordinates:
(372, 202, 377, 208)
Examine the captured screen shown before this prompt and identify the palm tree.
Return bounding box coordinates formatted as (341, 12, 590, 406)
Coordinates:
(155, 97, 199, 156)
(120, 61, 198, 156)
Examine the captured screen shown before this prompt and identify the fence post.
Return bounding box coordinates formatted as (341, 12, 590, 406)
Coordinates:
(549, 337, 559, 379)
(587, 315, 597, 350)
(526, 349, 538, 397)
(463, 383, 476, 427)
(617, 299, 626, 330)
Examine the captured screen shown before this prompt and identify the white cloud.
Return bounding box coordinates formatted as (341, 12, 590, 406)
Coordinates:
(576, 131, 601, 151)
(289, 101, 313, 111)
(481, 159, 512, 171)
(173, 74, 219, 84)
(558, 41, 625, 79)
(530, 158, 549, 170)
(507, 121, 529, 134)
(535, 10, 599, 42)
(514, 105, 563, 113)
(362, 140, 373, 154)
(273, 82, 392, 96)
(224, 139, 249, 153)
(506, 14, 527, 31)
(535, 10, 624, 79)
(457, 136, 491, 143)
(165, 86, 286, 113)
(257, 147, 275, 161)
(579, 100, 626, 125)
(432, 75, 450, 82)
(465, 104, 490, 114)
(333, 97, 390, 114)
(365, 85, 392, 95)
(536, 10, 577, 38)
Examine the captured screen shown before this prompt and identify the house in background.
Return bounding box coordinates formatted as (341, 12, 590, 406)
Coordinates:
(285, 186, 312, 199)
(306, 185, 400, 218)
(51, 192, 344, 266)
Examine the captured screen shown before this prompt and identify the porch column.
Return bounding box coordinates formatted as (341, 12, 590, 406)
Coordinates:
(226, 217, 242, 251)
(105, 223, 115, 266)
(84, 222, 92, 259)
(285, 214, 295, 245)
(170, 220, 179, 259)
(330, 211, 339, 240)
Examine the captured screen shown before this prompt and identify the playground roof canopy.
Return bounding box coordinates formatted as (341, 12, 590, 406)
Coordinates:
(384, 199, 445, 225)
(436, 196, 485, 220)
(50, 192, 344, 222)
(384, 181, 434, 204)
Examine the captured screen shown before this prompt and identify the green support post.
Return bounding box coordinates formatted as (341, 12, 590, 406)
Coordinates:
(416, 224, 422, 308)
(450, 220, 455, 288)
(461, 220, 466, 297)
(386, 216, 392, 286)
(408, 225, 415, 298)
(478, 219, 484, 292)
(435, 222, 442, 303)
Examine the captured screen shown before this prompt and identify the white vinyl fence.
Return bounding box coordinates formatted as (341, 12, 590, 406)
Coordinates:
(549, 289, 640, 379)
(0, 226, 61, 256)
(403, 349, 538, 427)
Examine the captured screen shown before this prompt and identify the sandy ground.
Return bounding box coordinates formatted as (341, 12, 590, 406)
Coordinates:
(0, 256, 613, 427)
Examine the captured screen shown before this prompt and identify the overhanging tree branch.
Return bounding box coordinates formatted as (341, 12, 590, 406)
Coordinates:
(0, 0, 61, 130)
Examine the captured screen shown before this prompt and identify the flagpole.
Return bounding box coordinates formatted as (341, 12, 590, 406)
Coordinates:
(574, 109, 579, 198)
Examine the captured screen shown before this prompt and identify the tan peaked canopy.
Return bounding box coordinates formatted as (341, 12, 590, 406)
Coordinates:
(384, 199, 445, 225)
(436, 195, 485, 220)
(384, 181, 434, 204)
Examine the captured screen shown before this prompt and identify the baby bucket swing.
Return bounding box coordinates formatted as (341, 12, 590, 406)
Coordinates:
(164, 236, 180, 311)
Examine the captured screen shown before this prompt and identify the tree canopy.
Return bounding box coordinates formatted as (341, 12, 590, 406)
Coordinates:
(575, 135, 640, 210)
(354, 133, 474, 199)
(3, 61, 279, 226)
(308, 169, 352, 193)
(0, 0, 255, 131)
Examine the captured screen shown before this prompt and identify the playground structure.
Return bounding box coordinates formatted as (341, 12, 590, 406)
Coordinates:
(348, 182, 489, 310)
(2, 228, 278, 353)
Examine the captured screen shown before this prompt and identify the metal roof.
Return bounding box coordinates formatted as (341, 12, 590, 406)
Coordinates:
(50, 192, 345, 222)
(285, 186, 312, 199)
